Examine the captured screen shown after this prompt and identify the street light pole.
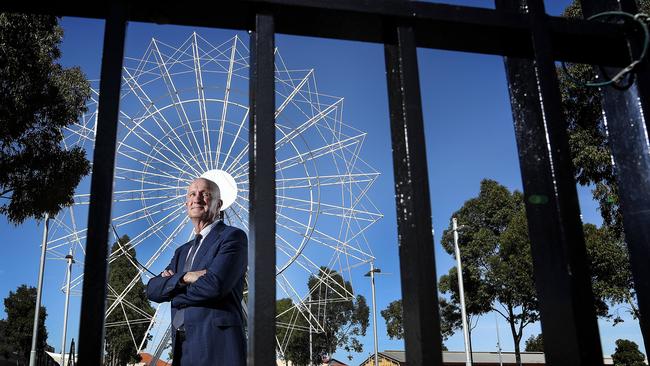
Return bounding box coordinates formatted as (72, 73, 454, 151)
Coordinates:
(29, 214, 50, 366)
(365, 263, 381, 366)
(309, 294, 313, 366)
(453, 217, 472, 366)
(495, 314, 503, 366)
(60, 249, 74, 365)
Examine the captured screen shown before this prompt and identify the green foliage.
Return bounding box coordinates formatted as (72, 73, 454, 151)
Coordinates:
(524, 334, 543, 352)
(612, 339, 646, 366)
(104, 235, 155, 365)
(308, 267, 368, 362)
(0, 13, 91, 224)
(0, 285, 49, 364)
(276, 298, 311, 366)
(380, 300, 403, 340)
(278, 267, 368, 364)
(440, 179, 537, 364)
(381, 298, 461, 342)
(584, 224, 637, 321)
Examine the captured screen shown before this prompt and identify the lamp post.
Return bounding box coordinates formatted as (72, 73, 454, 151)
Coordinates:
(60, 249, 74, 365)
(365, 262, 381, 366)
(309, 294, 313, 366)
(495, 314, 503, 366)
(453, 217, 472, 366)
(29, 214, 50, 366)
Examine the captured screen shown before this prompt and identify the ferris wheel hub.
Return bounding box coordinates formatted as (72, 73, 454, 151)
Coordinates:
(200, 169, 238, 210)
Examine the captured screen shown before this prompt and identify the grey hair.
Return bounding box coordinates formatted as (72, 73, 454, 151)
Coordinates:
(195, 178, 222, 219)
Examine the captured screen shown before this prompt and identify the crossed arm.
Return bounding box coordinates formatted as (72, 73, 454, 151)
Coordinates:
(146, 229, 247, 306)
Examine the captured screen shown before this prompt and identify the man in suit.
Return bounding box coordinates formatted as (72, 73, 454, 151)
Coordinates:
(147, 177, 247, 365)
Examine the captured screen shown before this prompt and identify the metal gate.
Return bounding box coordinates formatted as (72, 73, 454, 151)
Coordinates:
(3, 1, 649, 365)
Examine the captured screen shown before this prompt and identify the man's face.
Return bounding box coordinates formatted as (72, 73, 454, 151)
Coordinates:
(186, 179, 214, 221)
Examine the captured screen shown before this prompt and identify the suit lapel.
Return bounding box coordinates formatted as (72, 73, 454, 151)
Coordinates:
(191, 221, 226, 270)
(177, 239, 193, 272)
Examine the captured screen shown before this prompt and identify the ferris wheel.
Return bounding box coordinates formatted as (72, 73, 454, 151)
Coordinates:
(46, 32, 381, 358)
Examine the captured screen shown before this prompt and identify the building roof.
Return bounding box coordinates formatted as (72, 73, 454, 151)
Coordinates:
(136, 353, 171, 366)
(368, 351, 615, 365)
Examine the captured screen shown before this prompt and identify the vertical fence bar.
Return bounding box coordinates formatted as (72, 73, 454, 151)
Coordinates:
(247, 12, 276, 366)
(497, 0, 604, 364)
(384, 25, 443, 366)
(579, 0, 650, 351)
(76, 3, 127, 366)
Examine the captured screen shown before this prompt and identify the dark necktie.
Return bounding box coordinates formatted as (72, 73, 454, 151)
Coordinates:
(172, 234, 202, 330)
(184, 234, 202, 271)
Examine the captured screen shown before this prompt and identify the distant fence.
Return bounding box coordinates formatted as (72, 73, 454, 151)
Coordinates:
(0, 351, 58, 366)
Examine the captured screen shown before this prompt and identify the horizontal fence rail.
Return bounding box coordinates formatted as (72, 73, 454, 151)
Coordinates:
(2, 0, 649, 365)
(1, 1, 634, 64)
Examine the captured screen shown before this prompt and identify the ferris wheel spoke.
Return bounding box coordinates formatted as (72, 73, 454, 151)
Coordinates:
(274, 100, 340, 153)
(151, 40, 210, 171)
(114, 174, 183, 191)
(220, 109, 248, 171)
(117, 106, 199, 177)
(276, 134, 364, 173)
(114, 165, 183, 183)
(140, 214, 191, 270)
(72, 187, 181, 207)
(276, 211, 370, 262)
(121, 70, 205, 174)
(214, 36, 238, 169)
(115, 118, 201, 177)
(193, 34, 238, 71)
(112, 287, 141, 349)
(275, 69, 314, 119)
(304, 261, 354, 301)
(47, 228, 87, 252)
(106, 272, 150, 319)
(276, 274, 323, 332)
(112, 194, 183, 204)
(263, 172, 379, 190)
(227, 200, 249, 231)
(276, 194, 380, 223)
(108, 296, 154, 321)
(111, 196, 184, 231)
(109, 212, 189, 283)
(222, 144, 249, 177)
(191, 33, 215, 170)
(63, 123, 96, 145)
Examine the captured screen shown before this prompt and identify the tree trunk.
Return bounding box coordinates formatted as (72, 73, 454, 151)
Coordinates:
(626, 292, 641, 320)
(507, 311, 523, 366)
(468, 327, 474, 364)
(513, 336, 522, 366)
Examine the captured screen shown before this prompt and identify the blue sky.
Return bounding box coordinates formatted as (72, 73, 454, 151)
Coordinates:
(0, 1, 645, 364)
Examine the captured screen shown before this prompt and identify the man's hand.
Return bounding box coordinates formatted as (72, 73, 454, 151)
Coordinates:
(161, 269, 175, 277)
(182, 269, 207, 284)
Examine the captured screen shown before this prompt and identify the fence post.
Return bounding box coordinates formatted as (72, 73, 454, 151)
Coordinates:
(580, 0, 650, 351)
(247, 12, 277, 366)
(76, 3, 127, 365)
(384, 24, 443, 366)
(498, 0, 604, 364)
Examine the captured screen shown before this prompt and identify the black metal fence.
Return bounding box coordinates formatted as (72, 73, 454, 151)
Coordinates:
(2, 1, 649, 365)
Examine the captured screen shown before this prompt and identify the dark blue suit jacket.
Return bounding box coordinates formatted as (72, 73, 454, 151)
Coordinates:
(147, 221, 247, 365)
